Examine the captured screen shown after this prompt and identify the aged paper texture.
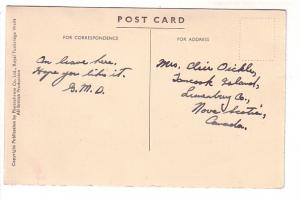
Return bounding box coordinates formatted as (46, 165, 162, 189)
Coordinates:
(4, 6, 285, 188)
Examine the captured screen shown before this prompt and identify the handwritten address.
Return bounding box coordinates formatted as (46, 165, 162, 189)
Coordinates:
(155, 58, 267, 131)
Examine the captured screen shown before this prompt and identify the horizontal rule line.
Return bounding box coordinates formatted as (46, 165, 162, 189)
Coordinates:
(116, 26, 185, 29)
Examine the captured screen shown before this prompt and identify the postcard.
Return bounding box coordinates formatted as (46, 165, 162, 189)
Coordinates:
(4, 6, 286, 188)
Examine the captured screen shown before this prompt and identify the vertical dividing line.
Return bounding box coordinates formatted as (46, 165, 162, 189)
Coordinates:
(148, 29, 152, 152)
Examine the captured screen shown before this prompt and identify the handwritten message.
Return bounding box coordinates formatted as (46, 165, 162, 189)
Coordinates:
(32, 54, 133, 95)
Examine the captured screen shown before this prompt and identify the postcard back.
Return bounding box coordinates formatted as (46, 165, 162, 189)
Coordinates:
(4, 6, 286, 188)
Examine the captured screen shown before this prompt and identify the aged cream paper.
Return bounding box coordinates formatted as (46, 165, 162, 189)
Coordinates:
(4, 6, 286, 188)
